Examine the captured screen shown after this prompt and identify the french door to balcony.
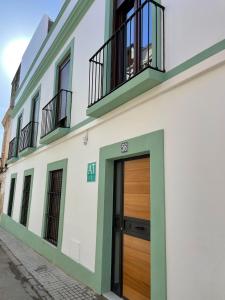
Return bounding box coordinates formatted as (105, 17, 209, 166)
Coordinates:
(113, 0, 152, 88)
(31, 93, 39, 146)
(57, 56, 70, 127)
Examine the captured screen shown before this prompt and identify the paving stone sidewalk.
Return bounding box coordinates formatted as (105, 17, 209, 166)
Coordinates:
(0, 227, 105, 300)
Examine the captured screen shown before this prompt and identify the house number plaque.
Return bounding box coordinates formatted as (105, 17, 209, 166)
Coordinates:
(121, 141, 128, 153)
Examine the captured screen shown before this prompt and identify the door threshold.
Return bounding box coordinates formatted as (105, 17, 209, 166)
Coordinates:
(103, 292, 124, 300)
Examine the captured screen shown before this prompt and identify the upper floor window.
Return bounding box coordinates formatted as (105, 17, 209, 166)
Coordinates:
(57, 56, 71, 127)
(88, 0, 165, 107)
(58, 56, 70, 92)
(41, 54, 72, 139)
(113, 0, 153, 87)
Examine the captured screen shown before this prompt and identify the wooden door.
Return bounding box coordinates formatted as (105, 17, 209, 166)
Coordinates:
(111, 156, 150, 300)
(123, 157, 150, 300)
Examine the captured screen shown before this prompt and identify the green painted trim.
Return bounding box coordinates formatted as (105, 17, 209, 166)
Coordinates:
(87, 68, 165, 118)
(165, 38, 225, 80)
(7, 173, 17, 218)
(53, 38, 74, 95)
(104, 0, 113, 41)
(15, 111, 23, 156)
(41, 159, 68, 251)
(95, 130, 166, 298)
(0, 214, 96, 291)
(18, 147, 36, 158)
(40, 128, 70, 145)
(11, 0, 94, 119)
(7, 157, 19, 165)
(53, 38, 74, 128)
(19, 168, 34, 228)
(29, 85, 41, 123)
(69, 116, 95, 132)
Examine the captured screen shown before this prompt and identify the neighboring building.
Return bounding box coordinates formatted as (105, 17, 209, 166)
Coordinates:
(0, 66, 19, 212)
(1, 0, 225, 299)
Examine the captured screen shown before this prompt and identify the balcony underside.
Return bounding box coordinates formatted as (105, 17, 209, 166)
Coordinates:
(19, 147, 36, 158)
(86, 67, 165, 118)
(7, 157, 18, 165)
(40, 127, 70, 145)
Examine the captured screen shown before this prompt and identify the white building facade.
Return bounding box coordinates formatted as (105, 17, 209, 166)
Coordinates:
(2, 0, 225, 299)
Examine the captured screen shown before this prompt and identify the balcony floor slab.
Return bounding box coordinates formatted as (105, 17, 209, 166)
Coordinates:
(19, 147, 36, 158)
(7, 157, 18, 165)
(40, 127, 70, 145)
(87, 67, 165, 118)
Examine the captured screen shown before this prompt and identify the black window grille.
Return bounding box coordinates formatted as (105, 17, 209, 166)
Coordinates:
(8, 137, 17, 160)
(7, 178, 16, 217)
(20, 175, 32, 227)
(41, 90, 72, 138)
(19, 121, 38, 152)
(44, 169, 63, 246)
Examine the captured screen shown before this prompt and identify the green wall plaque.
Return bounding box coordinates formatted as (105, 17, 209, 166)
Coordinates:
(87, 162, 96, 182)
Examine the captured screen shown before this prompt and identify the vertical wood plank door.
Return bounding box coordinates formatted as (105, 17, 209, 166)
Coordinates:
(123, 157, 150, 300)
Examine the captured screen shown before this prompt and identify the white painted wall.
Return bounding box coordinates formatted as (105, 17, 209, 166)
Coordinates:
(11, 0, 225, 138)
(4, 51, 225, 299)
(163, 0, 225, 70)
(19, 15, 51, 88)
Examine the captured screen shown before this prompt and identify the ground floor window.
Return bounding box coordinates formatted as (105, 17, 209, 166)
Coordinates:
(44, 169, 63, 246)
(20, 175, 32, 226)
(7, 175, 16, 217)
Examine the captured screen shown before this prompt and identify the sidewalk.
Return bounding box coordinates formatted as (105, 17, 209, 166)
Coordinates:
(0, 227, 104, 300)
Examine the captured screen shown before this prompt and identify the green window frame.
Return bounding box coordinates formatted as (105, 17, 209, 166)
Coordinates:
(7, 173, 17, 217)
(16, 112, 23, 155)
(53, 38, 74, 129)
(30, 87, 41, 123)
(39, 40, 74, 145)
(19, 169, 34, 227)
(42, 159, 68, 249)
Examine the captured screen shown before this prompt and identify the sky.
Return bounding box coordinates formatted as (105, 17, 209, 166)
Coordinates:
(0, 0, 64, 151)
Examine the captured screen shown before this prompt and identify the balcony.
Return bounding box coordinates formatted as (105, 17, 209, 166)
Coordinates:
(40, 89, 72, 145)
(18, 121, 38, 157)
(87, 0, 165, 118)
(8, 137, 18, 163)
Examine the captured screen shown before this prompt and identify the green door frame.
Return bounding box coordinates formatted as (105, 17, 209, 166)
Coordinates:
(19, 168, 34, 228)
(94, 130, 166, 299)
(41, 159, 68, 250)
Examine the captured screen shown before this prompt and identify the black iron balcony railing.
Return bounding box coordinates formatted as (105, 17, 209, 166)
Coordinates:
(19, 121, 38, 153)
(88, 0, 165, 107)
(41, 89, 72, 138)
(8, 137, 17, 160)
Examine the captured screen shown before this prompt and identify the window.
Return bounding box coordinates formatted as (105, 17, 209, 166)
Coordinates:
(16, 114, 23, 155)
(30, 93, 40, 146)
(7, 177, 16, 217)
(44, 169, 63, 246)
(20, 175, 32, 227)
(57, 56, 71, 127)
(112, 0, 153, 87)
